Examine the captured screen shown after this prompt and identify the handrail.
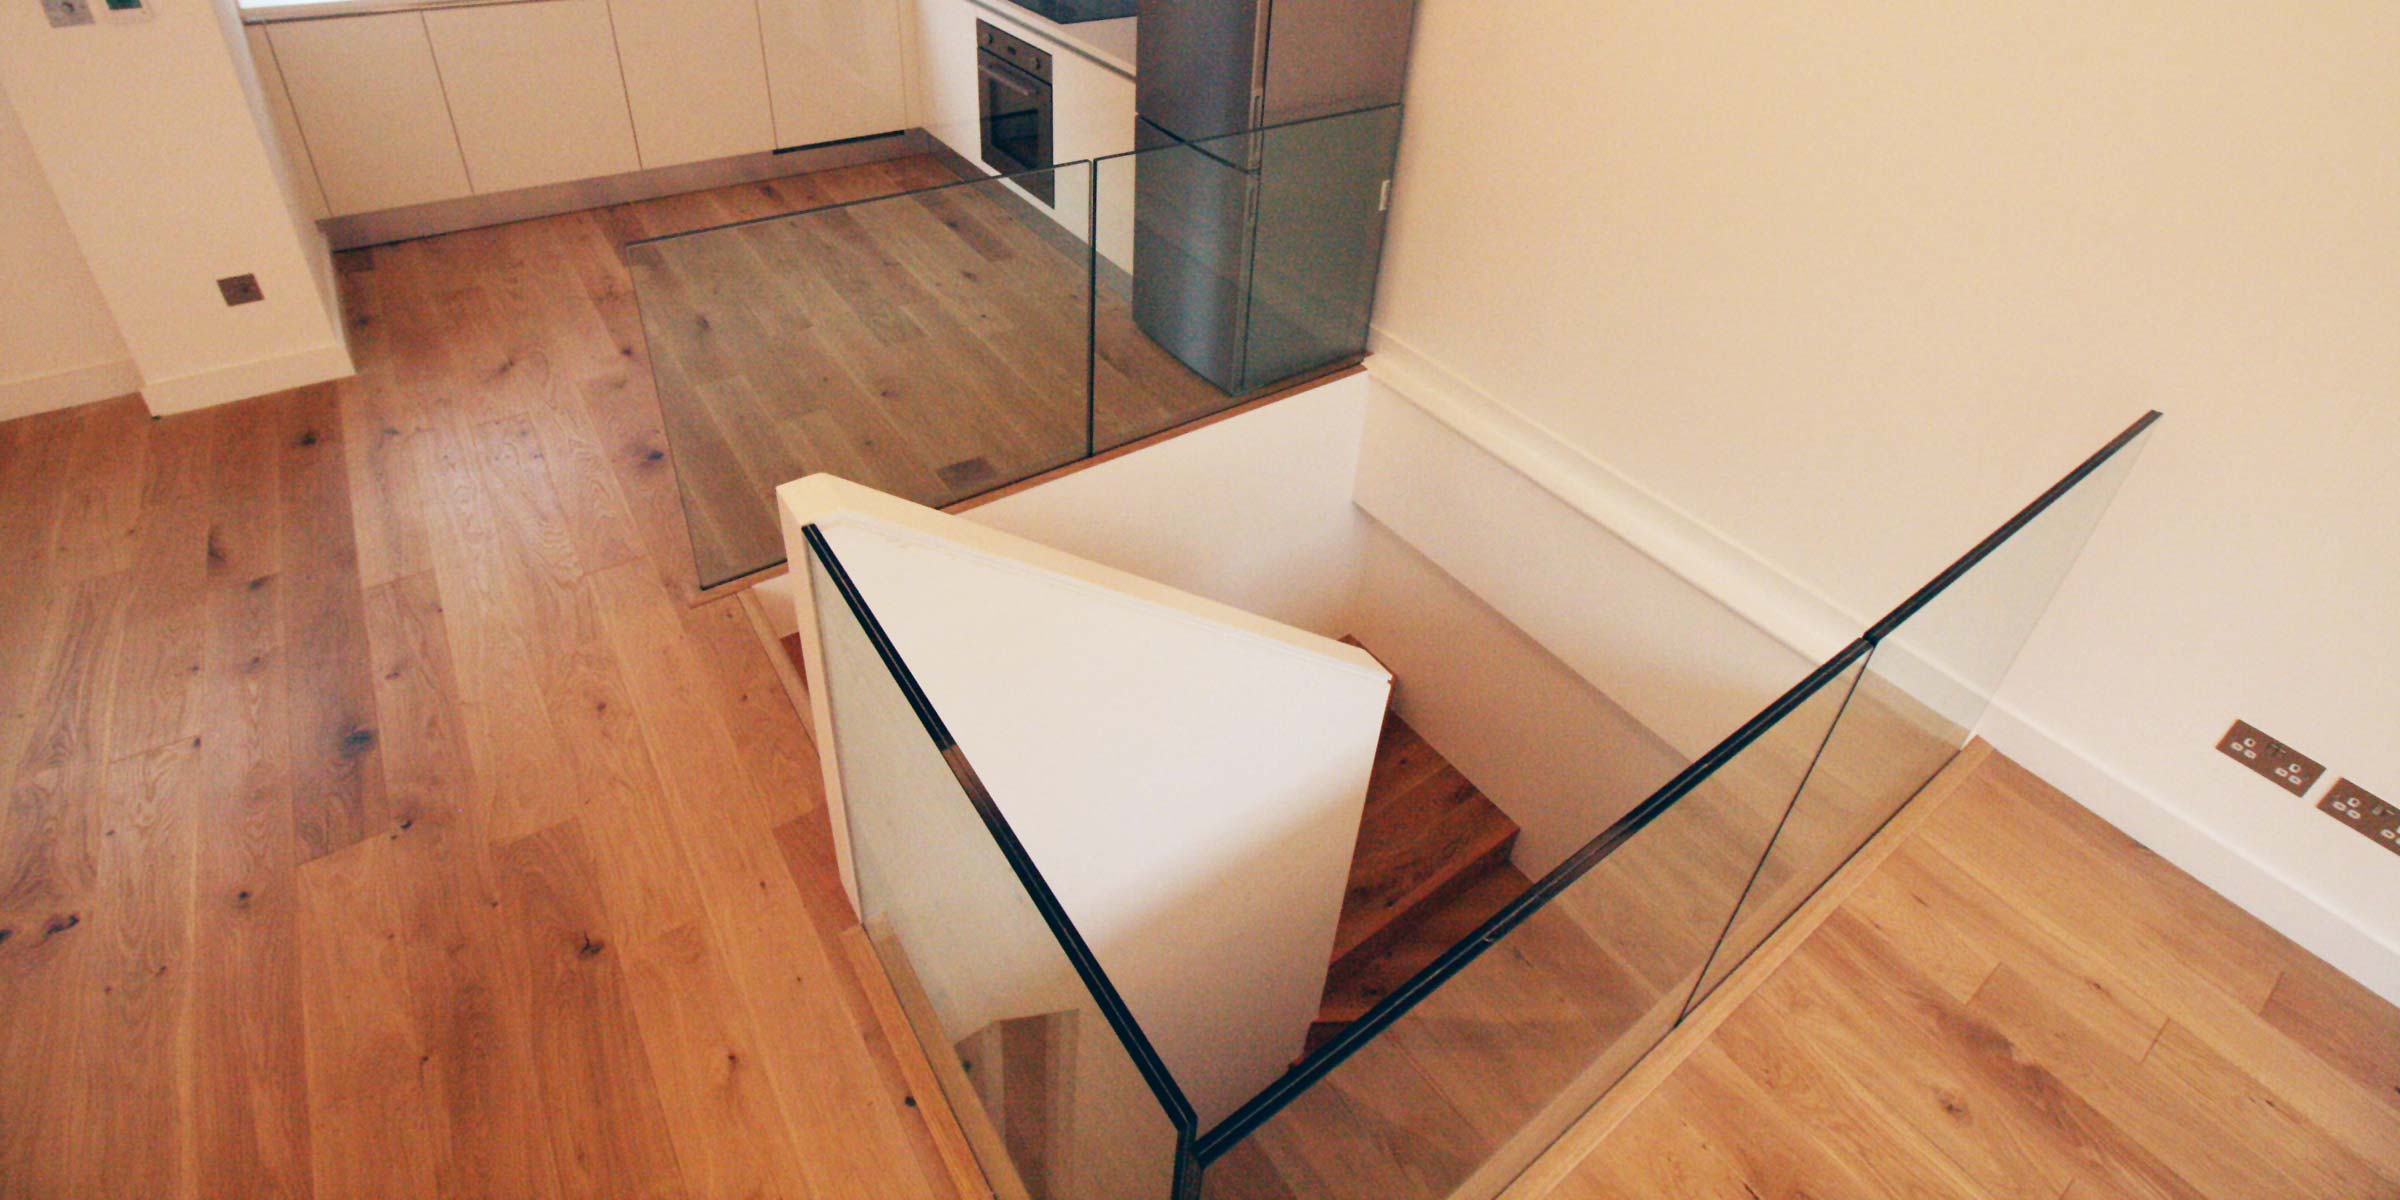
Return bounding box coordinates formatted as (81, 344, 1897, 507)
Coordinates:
(802, 524, 1201, 1138)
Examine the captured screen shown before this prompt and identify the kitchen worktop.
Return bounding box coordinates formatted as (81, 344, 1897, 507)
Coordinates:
(964, 0, 1135, 77)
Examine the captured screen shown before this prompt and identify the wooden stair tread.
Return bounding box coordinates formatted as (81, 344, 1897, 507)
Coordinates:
(1317, 863, 1533, 1028)
(1332, 743, 1521, 963)
(1307, 636, 1533, 1056)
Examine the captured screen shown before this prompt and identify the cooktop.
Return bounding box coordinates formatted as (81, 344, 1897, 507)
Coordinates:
(999, 0, 1136, 24)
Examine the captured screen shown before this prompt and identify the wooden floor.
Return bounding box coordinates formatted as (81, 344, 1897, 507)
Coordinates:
(1204, 681, 2400, 1200)
(4, 153, 2397, 1200)
(1530, 753, 2400, 1200)
(0, 162, 974, 1199)
(628, 156, 1237, 588)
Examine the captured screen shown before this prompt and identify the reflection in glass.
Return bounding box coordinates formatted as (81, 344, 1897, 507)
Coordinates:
(630, 165, 1094, 589)
(1095, 105, 1403, 450)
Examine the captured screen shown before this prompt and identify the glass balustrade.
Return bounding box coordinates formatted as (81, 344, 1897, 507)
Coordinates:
(630, 106, 1405, 590)
(793, 408, 2155, 1199)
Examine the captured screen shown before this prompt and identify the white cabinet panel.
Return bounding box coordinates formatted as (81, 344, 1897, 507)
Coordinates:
(267, 14, 471, 217)
(1051, 40, 1135, 162)
(424, 0, 641, 193)
(760, 0, 908, 148)
(243, 26, 332, 220)
(909, 0, 981, 162)
(608, 0, 776, 168)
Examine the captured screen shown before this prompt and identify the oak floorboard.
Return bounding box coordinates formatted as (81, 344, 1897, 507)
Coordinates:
(276, 386, 389, 862)
(191, 564, 313, 1200)
(73, 736, 204, 1199)
(493, 820, 687, 1198)
(297, 836, 454, 1200)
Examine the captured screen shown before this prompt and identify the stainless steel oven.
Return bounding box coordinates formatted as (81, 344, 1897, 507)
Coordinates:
(976, 20, 1055, 205)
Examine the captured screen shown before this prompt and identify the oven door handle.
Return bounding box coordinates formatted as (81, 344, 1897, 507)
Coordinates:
(978, 54, 1046, 99)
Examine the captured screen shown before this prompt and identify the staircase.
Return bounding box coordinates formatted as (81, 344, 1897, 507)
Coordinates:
(1310, 644, 1531, 1053)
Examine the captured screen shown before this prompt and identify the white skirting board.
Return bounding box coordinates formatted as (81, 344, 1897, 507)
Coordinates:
(0, 358, 141, 422)
(1979, 704, 2400, 1001)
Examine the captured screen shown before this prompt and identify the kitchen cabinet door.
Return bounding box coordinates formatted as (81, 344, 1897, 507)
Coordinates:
(266, 13, 471, 216)
(906, 0, 982, 163)
(759, 0, 908, 148)
(424, 0, 642, 194)
(609, 0, 777, 168)
(242, 26, 332, 220)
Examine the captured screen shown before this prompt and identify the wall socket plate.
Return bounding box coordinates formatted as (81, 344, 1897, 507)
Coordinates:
(42, 0, 97, 27)
(2216, 719, 2323, 796)
(217, 274, 265, 306)
(2319, 779, 2400, 859)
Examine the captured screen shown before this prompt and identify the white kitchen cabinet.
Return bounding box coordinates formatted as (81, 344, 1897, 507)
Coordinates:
(608, 0, 777, 168)
(266, 13, 472, 216)
(909, 0, 983, 162)
(1050, 34, 1136, 163)
(759, 0, 909, 148)
(423, 0, 641, 194)
(242, 26, 331, 220)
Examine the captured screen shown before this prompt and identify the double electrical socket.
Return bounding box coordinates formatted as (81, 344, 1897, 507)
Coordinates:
(2319, 779, 2400, 860)
(2219, 721, 2397, 861)
(2216, 719, 2323, 796)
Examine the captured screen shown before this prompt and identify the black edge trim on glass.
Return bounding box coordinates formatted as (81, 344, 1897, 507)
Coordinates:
(805, 524, 956, 751)
(803, 525, 1201, 1135)
(1172, 1137, 1204, 1200)
(1194, 637, 1877, 1161)
(1084, 164, 1099, 460)
(1864, 410, 2161, 645)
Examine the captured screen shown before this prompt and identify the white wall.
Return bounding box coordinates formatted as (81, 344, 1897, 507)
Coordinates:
(0, 87, 135, 421)
(966, 377, 1377, 638)
(1374, 1, 2400, 996)
(1349, 518, 1687, 876)
(0, 0, 350, 416)
(779, 476, 1390, 1128)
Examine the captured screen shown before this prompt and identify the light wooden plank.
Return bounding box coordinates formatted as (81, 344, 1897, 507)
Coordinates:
(493, 820, 686, 1197)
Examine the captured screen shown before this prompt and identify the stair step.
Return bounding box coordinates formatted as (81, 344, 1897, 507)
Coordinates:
(1307, 636, 1531, 1057)
(1310, 862, 1533, 1049)
(1331, 724, 1520, 963)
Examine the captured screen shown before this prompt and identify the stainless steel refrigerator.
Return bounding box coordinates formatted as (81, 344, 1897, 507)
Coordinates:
(1131, 0, 1417, 395)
